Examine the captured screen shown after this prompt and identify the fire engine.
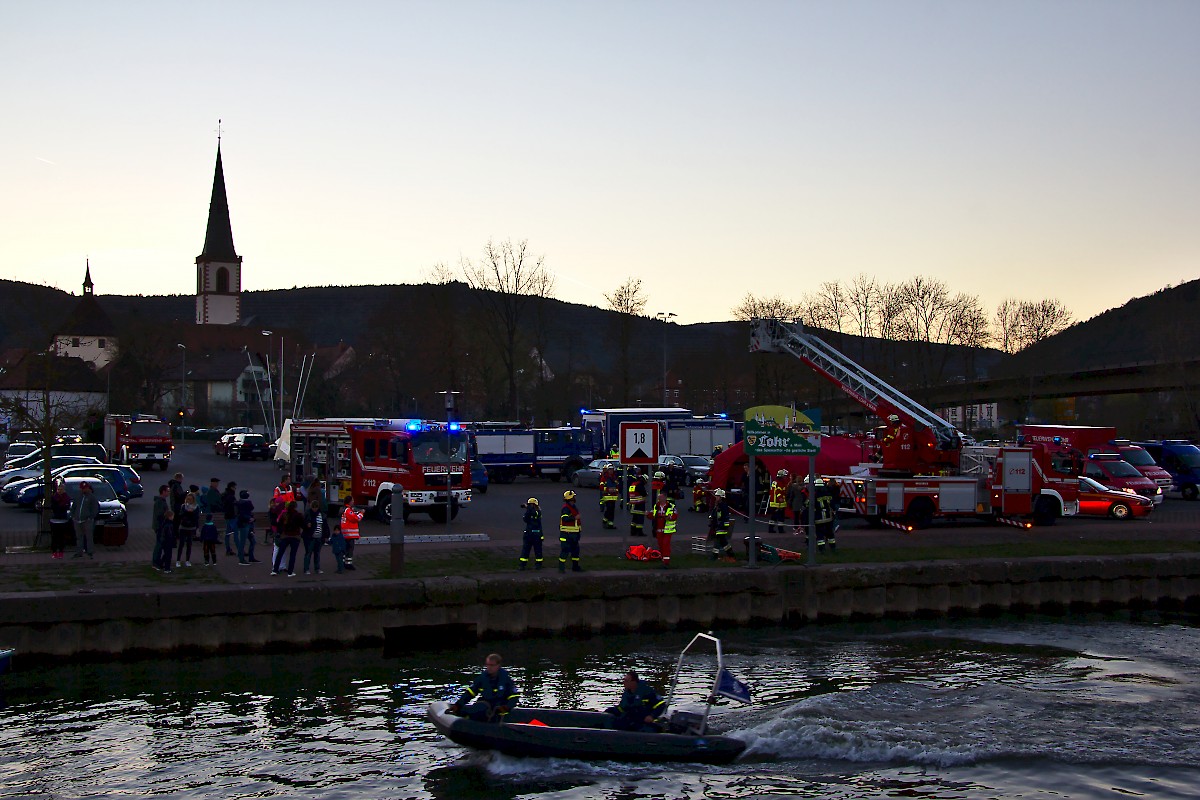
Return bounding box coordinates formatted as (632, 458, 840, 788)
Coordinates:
(103, 414, 174, 469)
(288, 418, 472, 523)
(749, 319, 1080, 529)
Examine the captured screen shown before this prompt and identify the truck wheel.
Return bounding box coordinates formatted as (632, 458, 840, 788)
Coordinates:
(905, 498, 935, 530)
(549, 473, 561, 483)
(1109, 502, 1132, 520)
(430, 506, 447, 523)
(377, 492, 393, 524)
(1182, 484, 1198, 501)
(1033, 496, 1059, 526)
(563, 460, 583, 482)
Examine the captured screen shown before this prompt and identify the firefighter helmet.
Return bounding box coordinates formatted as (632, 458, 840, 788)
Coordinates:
(526, 497, 539, 506)
(777, 469, 789, 478)
(713, 445, 723, 453)
(563, 490, 576, 501)
(887, 414, 901, 424)
(654, 471, 666, 479)
(713, 488, 726, 498)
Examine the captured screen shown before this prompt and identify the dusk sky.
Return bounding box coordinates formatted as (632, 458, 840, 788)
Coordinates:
(3, 1, 1197, 325)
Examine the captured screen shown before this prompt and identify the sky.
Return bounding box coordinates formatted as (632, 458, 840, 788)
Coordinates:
(2, 0, 1197, 325)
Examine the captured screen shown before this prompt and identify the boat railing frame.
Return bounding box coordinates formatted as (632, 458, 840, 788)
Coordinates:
(664, 632, 724, 733)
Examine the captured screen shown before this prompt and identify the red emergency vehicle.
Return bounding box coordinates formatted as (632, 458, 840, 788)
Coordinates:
(749, 320, 1081, 529)
(103, 414, 173, 470)
(1018, 425, 1164, 505)
(288, 418, 472, 523)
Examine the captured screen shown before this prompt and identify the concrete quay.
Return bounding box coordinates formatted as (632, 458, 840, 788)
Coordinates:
(2, 553, 1198, 660)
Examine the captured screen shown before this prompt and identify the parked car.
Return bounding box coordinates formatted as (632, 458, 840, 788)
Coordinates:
(55, 476, 128, 543)
(5, 443, 107, 469)
(226, 433, 272, 461)
(1076, 476, 1155, 520)
(471, 460, 489, 494)
(678, 454, 712, 486)
(572, 459, 620, 488)
(0, 456, 103, 487)
(213, 433, 236, 456)
(2, 441, 39, 466)
(55, 428, 85, 443)
(12, 464, 136, 506)
(114, 464, 144, 499)
(656, 455, 689, 488)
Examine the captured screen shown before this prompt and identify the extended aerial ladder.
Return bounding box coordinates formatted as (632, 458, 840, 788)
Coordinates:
(749, 318, 963, 474)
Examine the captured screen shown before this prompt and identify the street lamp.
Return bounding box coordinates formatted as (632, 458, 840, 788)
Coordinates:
(515, 369, 525, 424)
(656, 311, 677, 406)
(176, 343, 186, 439)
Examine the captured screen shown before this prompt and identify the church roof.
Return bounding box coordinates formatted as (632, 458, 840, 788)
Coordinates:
(197, 145, 239, 263)
(57, 294, 116, 337)
(0, 353, 105, 392)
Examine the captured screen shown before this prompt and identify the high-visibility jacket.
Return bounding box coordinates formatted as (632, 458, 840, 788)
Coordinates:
(609, 444, 620, 459)
(651, 502, 677, 535)
(341, 506, 363, 539)
(274, 486, 295, 505)
(768, 479, 789, 509)
(600, 472, 620, 502)
(560, 502, 581, 534)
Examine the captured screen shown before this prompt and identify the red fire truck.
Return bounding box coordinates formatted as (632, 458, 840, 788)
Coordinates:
(288, 418, 472, 523)
(749, 319, 1080, 529)
(103, 414, 174, 470)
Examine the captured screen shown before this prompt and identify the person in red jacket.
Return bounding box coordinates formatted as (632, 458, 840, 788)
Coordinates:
(340, 504, 364, 572)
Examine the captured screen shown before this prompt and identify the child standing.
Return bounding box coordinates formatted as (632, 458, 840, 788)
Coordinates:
(199, 513, 220, 566)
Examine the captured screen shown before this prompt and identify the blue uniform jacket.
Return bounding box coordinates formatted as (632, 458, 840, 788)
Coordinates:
(524, 506, 542, 536)
(456, 667, 520, 710)
(606, 680, 666, 725)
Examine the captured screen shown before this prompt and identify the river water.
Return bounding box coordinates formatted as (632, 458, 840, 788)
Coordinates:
(3, 614, 1199, 799)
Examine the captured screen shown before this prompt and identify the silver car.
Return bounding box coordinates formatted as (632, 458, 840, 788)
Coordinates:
(572, 459, 620, 488)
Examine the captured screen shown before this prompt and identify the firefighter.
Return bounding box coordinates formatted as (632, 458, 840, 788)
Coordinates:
(608, 442, 620, 460)
(712, 444, 724, 458)
(767, 468, 790, 533)
(815, 479, 838, 552)
(691, 479, 709, 513)
(649, 492, 678, 569)
(708, 488, 735, 562)
(651, 470, 666, 504)
(599, 466, 620, 529)
(559, 490, 583, 573)
(519, 497, 543, 570)
(629, 470, 647, 537)
(340, 504, 363, 571)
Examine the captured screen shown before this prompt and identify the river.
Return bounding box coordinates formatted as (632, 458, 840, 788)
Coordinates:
(2, 614, 1198, 799)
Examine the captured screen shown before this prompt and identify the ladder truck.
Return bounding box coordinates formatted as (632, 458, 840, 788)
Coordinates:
(749, 319, 1080, 528)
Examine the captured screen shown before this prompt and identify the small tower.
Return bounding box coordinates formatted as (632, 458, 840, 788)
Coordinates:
(195, 138, 242, 325)
(54, 261, 117, 369)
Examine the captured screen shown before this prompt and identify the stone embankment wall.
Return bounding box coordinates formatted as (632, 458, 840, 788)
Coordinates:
(3, 555, 1199, 659)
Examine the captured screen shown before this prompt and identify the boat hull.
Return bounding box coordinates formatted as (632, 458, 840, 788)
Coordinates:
(427, 701, 744, 764)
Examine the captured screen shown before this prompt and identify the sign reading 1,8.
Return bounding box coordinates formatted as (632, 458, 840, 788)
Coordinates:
(619, 421, 659, 465)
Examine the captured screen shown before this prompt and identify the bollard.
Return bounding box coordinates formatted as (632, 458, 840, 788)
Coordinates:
(390, 496, 404, 574)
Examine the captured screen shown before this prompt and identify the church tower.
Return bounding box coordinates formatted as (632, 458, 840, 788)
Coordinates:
(195, 140, 242, 325)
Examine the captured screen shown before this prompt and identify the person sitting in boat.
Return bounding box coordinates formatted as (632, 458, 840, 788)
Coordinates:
(448, 653, 520, 723)
(605, 670, 666, 733)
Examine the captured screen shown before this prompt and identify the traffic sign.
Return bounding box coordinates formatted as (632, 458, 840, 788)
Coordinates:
(619, 422, 659, 465)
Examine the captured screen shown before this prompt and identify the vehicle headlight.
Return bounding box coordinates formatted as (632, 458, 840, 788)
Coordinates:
(1122, 488, 1137, 494)
(1155, 486, 1163, 496)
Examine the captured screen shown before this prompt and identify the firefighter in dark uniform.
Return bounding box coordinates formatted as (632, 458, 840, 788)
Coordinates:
(599, 465, 619, 529)
(559, 490, 583, 572)
(605, 670, 667, 732)
(519, 497, 543, 570)
(448, 652, 520, 723)
(708, 488, 735, 562)
(816, 479, 838, 552)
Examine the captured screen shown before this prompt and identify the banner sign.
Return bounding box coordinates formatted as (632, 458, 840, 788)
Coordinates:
(743, 406, 822, 456)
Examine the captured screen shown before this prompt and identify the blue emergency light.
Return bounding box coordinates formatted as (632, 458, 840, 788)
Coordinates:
(405, 420, 422, 432)
(448, 422, 461, 432)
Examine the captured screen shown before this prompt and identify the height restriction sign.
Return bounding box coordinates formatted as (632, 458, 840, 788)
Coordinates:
(619, 422, 659, 465)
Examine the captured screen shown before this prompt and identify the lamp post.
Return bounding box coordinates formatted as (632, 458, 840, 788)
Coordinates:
(441, 390, 461, 535)
(656, 311, 676, 406)
(515, 369, 525, 424)
(176, 343, 186, 440)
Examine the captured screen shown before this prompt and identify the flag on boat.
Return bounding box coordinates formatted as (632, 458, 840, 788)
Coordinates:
(715, 667, 751, 704)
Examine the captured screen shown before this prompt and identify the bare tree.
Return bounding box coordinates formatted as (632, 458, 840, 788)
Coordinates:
(993, 298, 1023, 354)
(809, 280, 850, 334)
(847, 273, 880, 339)
(1016, 299, 1074, 349)
(460, 239, 555, 415)
(605, 277, 648, 405)
(730, 293, 803, 322)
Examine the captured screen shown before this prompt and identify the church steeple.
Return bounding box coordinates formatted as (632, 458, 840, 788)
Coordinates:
(195, 127, 243, 326)
(198, 143, 239, 263)
(83, 259, 94, 296)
